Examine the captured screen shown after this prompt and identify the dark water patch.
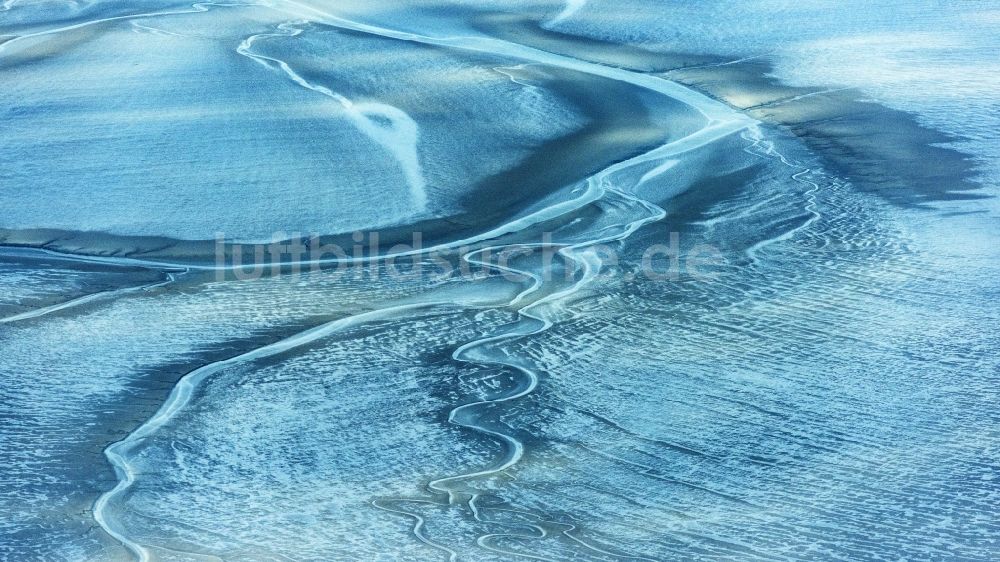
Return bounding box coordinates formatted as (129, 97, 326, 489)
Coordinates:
(666, 59, 985, 207)
(465, 10, 986, 208)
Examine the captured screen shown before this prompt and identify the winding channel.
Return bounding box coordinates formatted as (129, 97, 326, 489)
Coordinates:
(2, 1, 759, 559)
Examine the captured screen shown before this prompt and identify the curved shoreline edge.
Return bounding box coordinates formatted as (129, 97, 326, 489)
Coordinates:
(0, 7, 982, 261)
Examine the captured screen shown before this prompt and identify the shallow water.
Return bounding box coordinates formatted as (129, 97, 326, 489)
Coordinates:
(1, 1, 998, 560)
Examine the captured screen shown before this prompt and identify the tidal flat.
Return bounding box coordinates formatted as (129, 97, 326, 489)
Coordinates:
(1, 1, 998, 560)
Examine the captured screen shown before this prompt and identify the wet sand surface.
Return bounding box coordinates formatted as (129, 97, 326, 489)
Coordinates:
(1, 13, 982, 263)
(1, 3, 997, 561)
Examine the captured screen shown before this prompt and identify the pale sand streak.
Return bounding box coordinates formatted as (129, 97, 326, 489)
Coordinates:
(0, 272, 178, 325)
(63, 2, 757, 559)
(548, 0, 587, 26)
(237, 21, 429, 212)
